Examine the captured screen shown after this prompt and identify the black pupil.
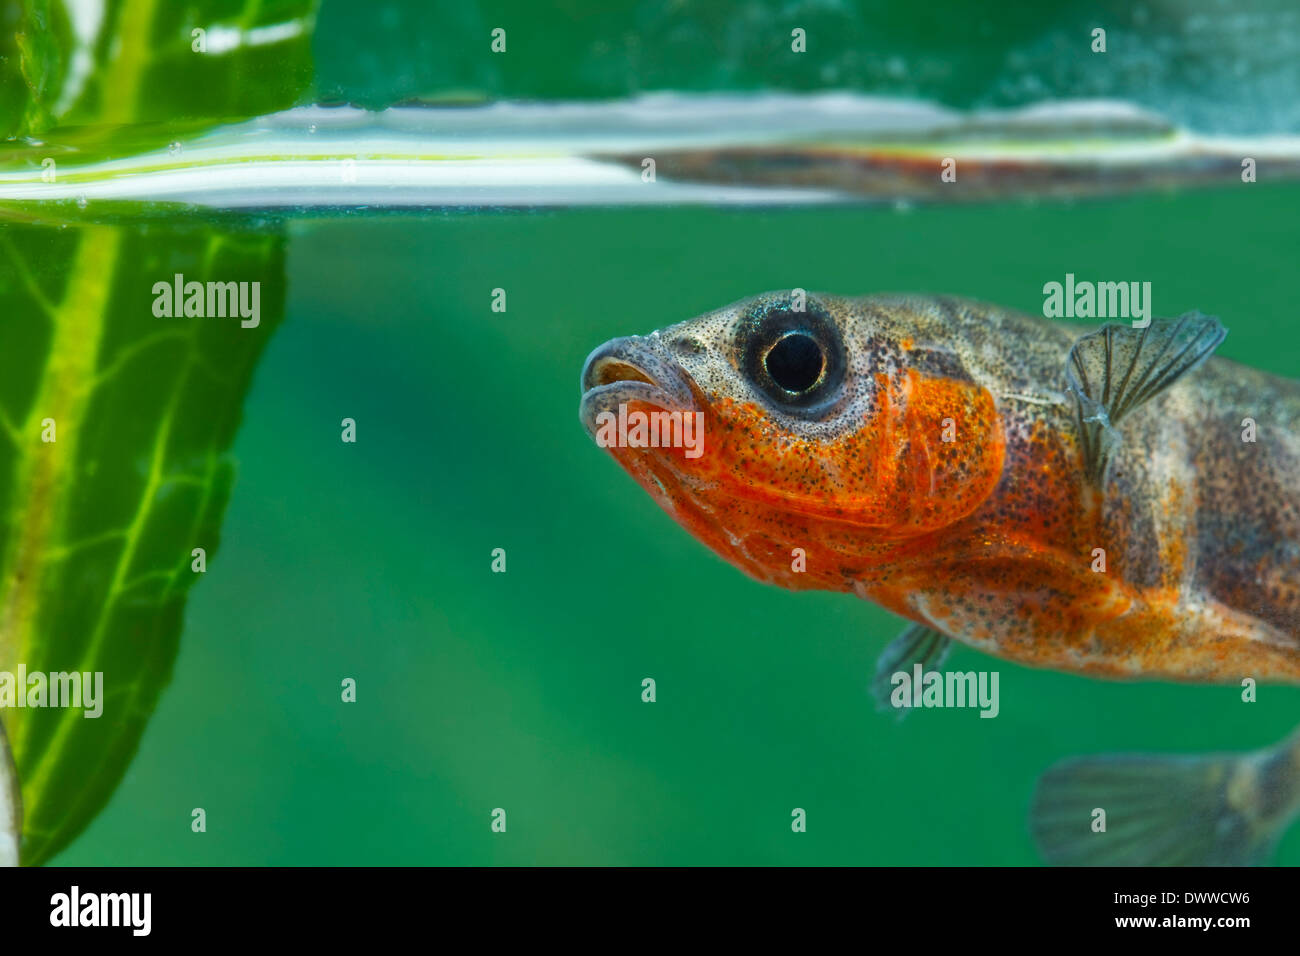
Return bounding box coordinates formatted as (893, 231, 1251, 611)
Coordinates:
(765, 333, 824, 393)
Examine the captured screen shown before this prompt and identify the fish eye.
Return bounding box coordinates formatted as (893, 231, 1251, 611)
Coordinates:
(764, 332, 824, 393)
(740, 303, 845, 413)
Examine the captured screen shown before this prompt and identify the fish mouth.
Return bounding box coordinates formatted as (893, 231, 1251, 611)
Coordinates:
(579, 334, 698, 437)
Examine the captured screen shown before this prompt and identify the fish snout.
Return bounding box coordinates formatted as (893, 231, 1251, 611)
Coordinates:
(579, 335, 697, 431)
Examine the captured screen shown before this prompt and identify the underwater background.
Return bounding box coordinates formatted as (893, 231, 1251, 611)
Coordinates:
(21, 0, 1300, 864)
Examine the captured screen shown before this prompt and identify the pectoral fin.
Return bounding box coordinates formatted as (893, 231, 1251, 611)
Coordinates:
(1066, 312, 1226, 484)
(871, 623, 952, 718)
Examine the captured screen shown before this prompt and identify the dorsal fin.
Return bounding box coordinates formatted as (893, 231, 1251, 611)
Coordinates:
(1066, 312, 1226, 484)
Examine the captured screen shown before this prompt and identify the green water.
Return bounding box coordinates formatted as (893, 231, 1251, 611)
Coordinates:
(51, 184, 1300, 865)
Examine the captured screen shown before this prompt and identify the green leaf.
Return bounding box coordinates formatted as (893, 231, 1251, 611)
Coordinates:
(0, 714, 18, 865)
(3, 0, 318, 139)
(0, 222, 285, 864)
(0, 0, 316, 868)
(1, 0, 71, 138)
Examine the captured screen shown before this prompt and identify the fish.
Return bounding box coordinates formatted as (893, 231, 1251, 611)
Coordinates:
(579, 291, 1300, 688)
(13, 95, 1300, 221)
(1031, 724, 1300, 866)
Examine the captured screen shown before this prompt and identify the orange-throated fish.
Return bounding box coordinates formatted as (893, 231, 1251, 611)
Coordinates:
(580, 292, 1300, 864)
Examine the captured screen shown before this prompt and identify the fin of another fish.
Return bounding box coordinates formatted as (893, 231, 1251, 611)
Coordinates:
(871, 623, 952, 718)
(1030, 743, 1300, 866)
(1065, 312, 1227, 484)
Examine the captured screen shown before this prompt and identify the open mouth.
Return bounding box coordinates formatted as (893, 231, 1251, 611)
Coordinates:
(579, 335, 697, 436)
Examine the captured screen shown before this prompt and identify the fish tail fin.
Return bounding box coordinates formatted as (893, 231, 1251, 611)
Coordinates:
(1030, 733, 1300, 867)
